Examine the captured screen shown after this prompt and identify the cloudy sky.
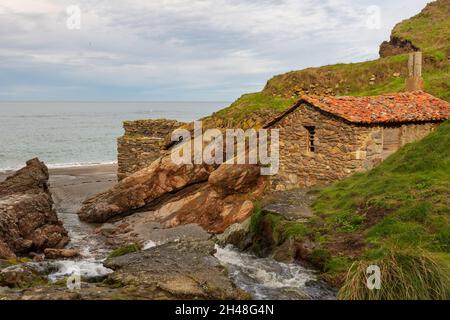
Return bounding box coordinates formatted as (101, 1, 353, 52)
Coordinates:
(0, 0, 431, 101)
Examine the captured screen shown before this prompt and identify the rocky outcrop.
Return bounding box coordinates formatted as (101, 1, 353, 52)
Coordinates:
(78, 155, 216, 223)
(379, 36, 418, 58)
(261, 188, 315, 221)
(0, 264, 45, 288)
(209, 164, 261, 196)
(104, 240, 250, 299)
(0, 159, 69, 259)
(216, 218, 252, 251)
(78, 154, 266, 233)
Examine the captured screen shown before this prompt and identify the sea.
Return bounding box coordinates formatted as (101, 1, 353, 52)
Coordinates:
(0, 102, 226, 171)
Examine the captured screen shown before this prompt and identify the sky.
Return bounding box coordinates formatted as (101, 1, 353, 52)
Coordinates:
(0, 0, 432, 101)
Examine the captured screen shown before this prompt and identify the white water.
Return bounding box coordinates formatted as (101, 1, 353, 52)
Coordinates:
(214, 245, 337, 300)
(47, 260, 112, 282)
(44, 206, 114, 282)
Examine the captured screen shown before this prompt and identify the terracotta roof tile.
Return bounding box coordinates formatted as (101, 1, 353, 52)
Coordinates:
(299, 91, 450, 124)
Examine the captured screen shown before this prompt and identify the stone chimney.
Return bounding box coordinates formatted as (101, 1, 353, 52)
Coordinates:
(405, 51, 424, 91)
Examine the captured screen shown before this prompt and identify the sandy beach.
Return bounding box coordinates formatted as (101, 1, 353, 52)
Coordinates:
(47, 164, 118, 212)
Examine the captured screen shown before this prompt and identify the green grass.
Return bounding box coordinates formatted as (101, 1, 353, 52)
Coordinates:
(108, 244, 140, 259)
(249, 202, 264, 234)
(5, 257, 32, 265)
(391, 0, 450, 56)
(206, 92, 296, 128)
(339, 249, 450, 300)
(253, 212, 308, 246)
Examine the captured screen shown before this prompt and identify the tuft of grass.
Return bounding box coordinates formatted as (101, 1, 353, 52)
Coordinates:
(338, 249, 450, 300)
(108, 244, 140, 259)
(249, 203, 264, 235)
(6, 257, 31, 265)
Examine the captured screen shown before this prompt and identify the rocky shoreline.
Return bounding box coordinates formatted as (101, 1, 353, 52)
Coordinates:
(1, 160, 333, 300)
(0, 159, 69, 260)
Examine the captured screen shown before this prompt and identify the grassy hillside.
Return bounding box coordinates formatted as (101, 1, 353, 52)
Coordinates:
(314, 121, 449, 253)
(391, 0, 450, 57)
(315, 120, 450, 299)
(205, 0, 450, 128)
(251, 121, 450, 299)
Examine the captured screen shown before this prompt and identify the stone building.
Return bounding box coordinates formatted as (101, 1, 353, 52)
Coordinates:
(117, 119, 185, 180)
(266, 91, 450, 190)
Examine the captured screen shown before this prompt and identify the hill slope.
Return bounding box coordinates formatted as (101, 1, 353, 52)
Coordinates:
(205, 0, 450, 128)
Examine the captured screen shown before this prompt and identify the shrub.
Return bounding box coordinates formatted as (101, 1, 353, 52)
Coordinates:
(338, 249, 450, 300)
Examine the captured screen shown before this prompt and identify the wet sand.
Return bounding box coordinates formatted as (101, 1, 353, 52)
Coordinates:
(0, 163, 117, 183)
(50, 164, 118, 257)
(47, 164, 118, 213)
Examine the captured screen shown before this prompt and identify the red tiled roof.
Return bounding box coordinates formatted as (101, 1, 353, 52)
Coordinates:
(299, 91, 450, 124)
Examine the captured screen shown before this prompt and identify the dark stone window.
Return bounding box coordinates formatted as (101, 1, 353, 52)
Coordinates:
(305, 126, 316, 152)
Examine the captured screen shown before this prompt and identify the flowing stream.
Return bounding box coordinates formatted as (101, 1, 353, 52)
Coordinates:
(214, 245, 337, 300)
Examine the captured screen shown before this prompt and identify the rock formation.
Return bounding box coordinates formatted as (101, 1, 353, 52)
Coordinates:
(78, 155, 216, 223)
(379, 36, 418, 58)
(78, 153, 266, 234)
(104, 240, 249, 299)
(0, 159, 69, 259)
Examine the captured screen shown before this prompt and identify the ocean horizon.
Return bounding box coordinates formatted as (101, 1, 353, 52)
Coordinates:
(0, 101, 227, 171)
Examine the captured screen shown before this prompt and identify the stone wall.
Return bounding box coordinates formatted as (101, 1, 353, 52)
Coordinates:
(117, 119, 185, 180)
(270, 103, 439, 190)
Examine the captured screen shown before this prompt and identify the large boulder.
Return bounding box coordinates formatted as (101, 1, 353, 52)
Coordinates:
(0, 159, 69, 259)
(79, 157, 266, 234)
(78, 155, 216, 223)
(145, 183, 258, 234)
(0, 264, 45, 288)
(209, 163, 261, 196)
(104, 240, 250, 299)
